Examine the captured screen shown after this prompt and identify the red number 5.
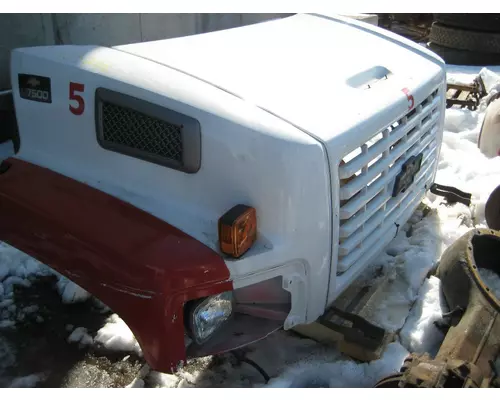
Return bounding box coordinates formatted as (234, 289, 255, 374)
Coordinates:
(402, 88, 415, 111)
(69, 82, 85, 115)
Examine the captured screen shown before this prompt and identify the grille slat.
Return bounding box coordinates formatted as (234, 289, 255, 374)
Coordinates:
(340, 188, 393, 238)
(337, 87, 441, 274)
(340, 114, 439, 200)
(339, 96, 440, 180)
(338, 162, 436, 272)
(101, 102, 183, 163)
(339, 153, 436, 256)
(339, 128, 437, 220)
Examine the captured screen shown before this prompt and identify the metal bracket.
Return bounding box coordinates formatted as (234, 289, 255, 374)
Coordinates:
(319, 306, 387, 351)
(430, 183, 472, 207)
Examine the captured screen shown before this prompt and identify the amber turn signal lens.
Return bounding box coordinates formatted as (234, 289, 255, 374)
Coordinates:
(218, 205, 257, 258)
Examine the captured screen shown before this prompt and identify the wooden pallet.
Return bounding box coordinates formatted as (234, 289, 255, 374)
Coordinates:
(446, 76, 486, 111)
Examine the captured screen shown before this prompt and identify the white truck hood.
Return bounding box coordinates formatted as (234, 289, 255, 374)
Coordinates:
(115, 13, 445, 146)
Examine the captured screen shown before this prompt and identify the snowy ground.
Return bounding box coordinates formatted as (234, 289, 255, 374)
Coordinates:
(2, 65, 500, 388)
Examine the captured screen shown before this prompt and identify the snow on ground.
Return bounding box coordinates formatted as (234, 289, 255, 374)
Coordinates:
(266, 342, 409, 388)
(1, 65, 500, 387)
(56, 276, 91, 305)
(94, 314, 142, 356)
(67, 327, 94, 348)
(399, 276, 446, 356)
(445, 66, 500, 91)
(0, 334, 15, 380)
(354, 208, 444, 333)
(9, 373, 46, 388)
(147, 370, 181, 388)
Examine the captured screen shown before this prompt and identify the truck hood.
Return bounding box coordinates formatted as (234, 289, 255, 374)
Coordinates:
(115, 13, 445, 145)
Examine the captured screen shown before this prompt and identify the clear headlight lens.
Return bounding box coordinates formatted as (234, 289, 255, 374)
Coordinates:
(189, 291, 233, 344)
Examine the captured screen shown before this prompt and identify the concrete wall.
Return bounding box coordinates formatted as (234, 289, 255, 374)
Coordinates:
(0, 14, 54, 89)
(0, 13, 378, 90)
(0, 13, 293, 89)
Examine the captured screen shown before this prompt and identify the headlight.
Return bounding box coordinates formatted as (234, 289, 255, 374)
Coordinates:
(188, 291, 233, 344)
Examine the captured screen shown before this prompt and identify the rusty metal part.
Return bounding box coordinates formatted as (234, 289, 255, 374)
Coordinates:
(438, 228, 500, 313)
(374, 373, 404, 388)
(375, 354, 492, 388)
(375, 228, 500, 388)
(446, 76, 487, 111)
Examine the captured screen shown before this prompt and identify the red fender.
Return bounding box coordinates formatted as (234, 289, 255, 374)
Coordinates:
(0, 158, 231, 372)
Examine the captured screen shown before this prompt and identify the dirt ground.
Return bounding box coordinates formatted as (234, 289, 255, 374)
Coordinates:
(0, 276, 144, 387)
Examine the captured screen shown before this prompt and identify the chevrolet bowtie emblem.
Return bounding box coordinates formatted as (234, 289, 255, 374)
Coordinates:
(27, 77, 40, 87)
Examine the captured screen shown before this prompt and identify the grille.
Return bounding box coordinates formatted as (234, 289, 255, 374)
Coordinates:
(337, 88, 441, 274)
(101, 102, 183, 163)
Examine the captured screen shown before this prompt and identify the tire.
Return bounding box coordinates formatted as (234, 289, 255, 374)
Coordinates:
(430, 22, 500, 54)
(434, 14, 500, 33)
(427, 42, 500, 66)
(486, 184, 500, 230)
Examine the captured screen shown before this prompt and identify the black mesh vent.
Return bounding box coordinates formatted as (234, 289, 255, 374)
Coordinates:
(101, 102, 183, 163)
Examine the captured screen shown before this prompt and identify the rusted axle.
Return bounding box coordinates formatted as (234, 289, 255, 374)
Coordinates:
(375, 228, 500, 388)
